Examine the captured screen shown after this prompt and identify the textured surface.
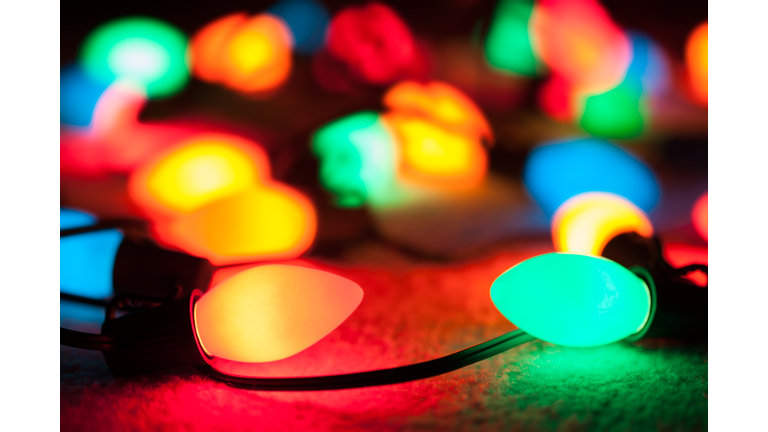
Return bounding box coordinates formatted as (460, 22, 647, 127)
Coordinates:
(60, 241, 707, 431)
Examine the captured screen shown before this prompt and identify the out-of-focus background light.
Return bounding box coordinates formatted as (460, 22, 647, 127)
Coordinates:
(191, 13, 293, 94)
(129, 135, 268, 218)
(531, 0, 631, 97)
(269, 0, 330, 55)
(523, 137, 660, 216)
(80, 17, 190, 98)
(325, 2, 420, 85)
(152, 187, 317, 265)
(552, 192, 653, 255)
(60, 208, 123, 299)
(383, 81, 493, 144)
(692, 192, 708, 241)
(484, 0, 538, 77)
(685, 21, 708, 105)
(311, 111, 399, 208)
(60, 64, 111, 127)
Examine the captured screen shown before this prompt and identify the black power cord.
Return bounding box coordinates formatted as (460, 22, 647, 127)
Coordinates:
(60, 328, 119, 351)
(61, 323, 534, 390)
(195, 329, 535, 391)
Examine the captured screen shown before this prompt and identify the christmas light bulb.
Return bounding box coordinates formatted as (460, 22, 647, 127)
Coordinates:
(60, 209, 123, 298)
(268, 0, 330, 55)
(191, 13, 292, 93)
(685, 22, 708, 105)
(384, 114, 487, 188)
(491, 253, 651, 347)
(80, 17, 190, 98)
(383, 81, 493, 143)
(485, 0, 538, 76)
(152, 187, 317, 266)
(193, 265, 363, 362)
(129, 135, 270, 218)
(523, 138, 659, 216)
(552, 192, 653, 256)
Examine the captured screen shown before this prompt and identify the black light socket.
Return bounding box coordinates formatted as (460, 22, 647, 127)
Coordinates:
(112, 238, 215, 298)
(101, 290, 212, 376)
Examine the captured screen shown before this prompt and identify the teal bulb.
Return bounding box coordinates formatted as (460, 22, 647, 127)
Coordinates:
(491, 253, 651, 347)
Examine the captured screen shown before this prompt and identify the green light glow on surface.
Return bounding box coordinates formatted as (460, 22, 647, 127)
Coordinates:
(484, 0, 538, 76)
(81, 17, 190, 98)
(490, 253, 650, 347)
(311, 111, 399, 208)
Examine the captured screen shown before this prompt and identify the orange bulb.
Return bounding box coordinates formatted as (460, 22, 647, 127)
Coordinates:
(383, 113, 487, 189)
(190, 13, 249, 83)
(194, 264, 363, 363)
(685, 22, 708, 105)
(552, 192, 653, 256)
(383, 81, 493, 143)
(530, 0, 631, 95)
(129, 134, 270, 218)
(191, 13, 292, 93)
(153, 186, 317, 265)
(692, 192, 708, 241)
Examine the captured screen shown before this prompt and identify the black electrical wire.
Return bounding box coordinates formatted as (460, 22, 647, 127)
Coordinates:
(60, 292, 111, 308)
(60, 328, 119, 351)
(60, 219, 143, 237)
(194, 329, 535, 391)
(59, 324, 534, 390)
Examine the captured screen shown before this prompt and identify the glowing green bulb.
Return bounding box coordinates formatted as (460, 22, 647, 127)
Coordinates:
(579, 80, 645, 139)
(484, 0, 538, 76)
(491, 253, 651, 347)
(81, 17, 190, 98)
(311, 111, 398, 208)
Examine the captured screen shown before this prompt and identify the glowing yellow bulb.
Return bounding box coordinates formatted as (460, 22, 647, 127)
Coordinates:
(383, 81, 493, 143)
(229, 30, 274, 74)
(193, 264, 363, 363)
(552, 192, 653, 255)
(129, 135, 269, 217)
(153, 187, 317, 265)
(384, 114, 486, 188)
(191, 13, 292, 94)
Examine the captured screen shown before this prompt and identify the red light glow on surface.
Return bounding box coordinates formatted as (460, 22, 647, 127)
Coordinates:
(685, 22, 708, 105)
(692, 192, 708, 241)
(191, 13, 292, 94)
(326, 2, 419, 85)
(530, 0, 631, 97)
(663, 243, 708, 286)
(194, 264, 363, 363)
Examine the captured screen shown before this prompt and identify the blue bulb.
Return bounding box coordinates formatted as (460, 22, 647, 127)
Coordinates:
(523, 138, 660, 216)
(269, 0, 330, 55)
(60, 64, 110, 127)
(60, 208, 122, 299)
(625, 32, 670, 97)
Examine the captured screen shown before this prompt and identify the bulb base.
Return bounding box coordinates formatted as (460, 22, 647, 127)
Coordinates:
(603, 233, 707, 342)
(101, 291, 211, 376)
(112, 238, 214, 298)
